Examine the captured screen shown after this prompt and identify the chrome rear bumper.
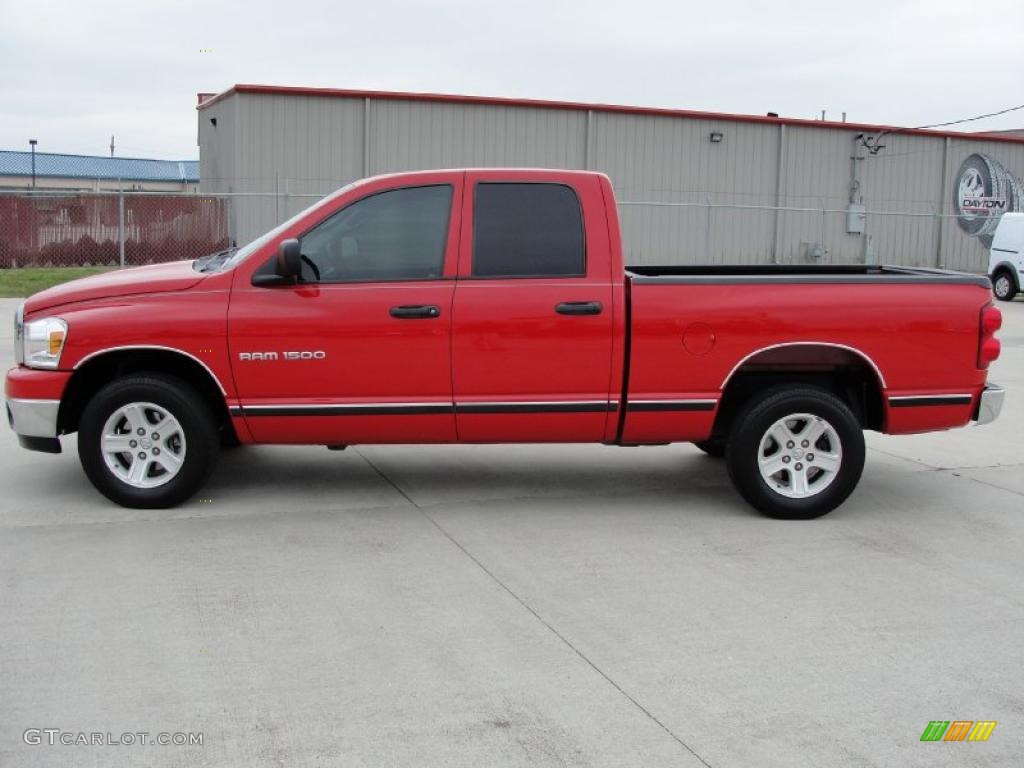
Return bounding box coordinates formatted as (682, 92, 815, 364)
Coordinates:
(974, 384, 1005, 426)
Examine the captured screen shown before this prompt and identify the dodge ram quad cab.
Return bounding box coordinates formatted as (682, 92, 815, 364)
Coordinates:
(6, 169, 1006, 518)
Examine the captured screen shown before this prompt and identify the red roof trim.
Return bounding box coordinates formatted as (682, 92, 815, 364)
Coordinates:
(197, 84, 1024, 145)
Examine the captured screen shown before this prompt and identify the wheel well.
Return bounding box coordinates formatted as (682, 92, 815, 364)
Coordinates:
(711, 346, 885, 439)
(58, 350, 235, 440)
(992, 264, 1020, 290)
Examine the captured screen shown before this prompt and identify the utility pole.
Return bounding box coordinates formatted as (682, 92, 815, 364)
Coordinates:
(28, 139, 37, 187)
(110, 135, 115, 157)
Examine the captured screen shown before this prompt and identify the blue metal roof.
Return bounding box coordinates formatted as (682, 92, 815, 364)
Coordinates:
(0, 151, 199, 182)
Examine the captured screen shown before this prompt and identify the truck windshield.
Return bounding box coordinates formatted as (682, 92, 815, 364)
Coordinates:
(214, 183, 355, 271)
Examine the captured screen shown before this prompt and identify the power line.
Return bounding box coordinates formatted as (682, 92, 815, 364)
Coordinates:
(859, 101, 1024, 155)
(912, 102, 1024, 131)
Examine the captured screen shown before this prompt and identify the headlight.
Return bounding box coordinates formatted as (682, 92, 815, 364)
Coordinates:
(22, 316, 68, 369)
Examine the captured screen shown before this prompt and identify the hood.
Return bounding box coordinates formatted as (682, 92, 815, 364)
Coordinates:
(24, 260, 207, 314)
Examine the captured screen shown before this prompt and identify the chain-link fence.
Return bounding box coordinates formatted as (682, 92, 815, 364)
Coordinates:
(0, 192, 229, 268)
(615, 200, 991, 273)
(219, 184, 994, 274)
(0, 189, 995, 275)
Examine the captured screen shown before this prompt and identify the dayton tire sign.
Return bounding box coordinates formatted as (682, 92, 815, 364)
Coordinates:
(954, 153, 1024, 246)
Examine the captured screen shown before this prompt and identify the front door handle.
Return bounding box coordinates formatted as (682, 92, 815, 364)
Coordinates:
(555, 301, 603, 316)
(390, 304, 441, 319)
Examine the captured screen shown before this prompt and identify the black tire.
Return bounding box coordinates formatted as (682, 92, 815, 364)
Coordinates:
(992, 268, 1017, 302)
(78, 374, 219, 508)
(693, 438, 726, 458)
(725, 386, 865, 519)
(219, 426, 243, 449)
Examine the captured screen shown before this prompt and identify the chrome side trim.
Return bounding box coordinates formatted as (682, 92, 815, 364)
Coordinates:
(457, 400, 610, 406)
(238, 403, 452, 417)
(457, 401, 615, 413)
(242, 402, 447, 410)
(888, 393, 972, 400)
(628, 399, 718, 405)
(627, 399, 718, 412)
(974, 384, 1005, 426)
(888, 393, 973, 407)
(73, 345, 227, 395)
(6, 398, 60, 438)
(232, 400, 619, 417)
(719, 341, 888, 390)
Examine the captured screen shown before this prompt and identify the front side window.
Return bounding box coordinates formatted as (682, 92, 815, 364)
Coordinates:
(300, 185, 452, 282)
(473, 183, 585, 278)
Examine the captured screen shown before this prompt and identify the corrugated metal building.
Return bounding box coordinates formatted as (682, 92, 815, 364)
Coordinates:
(197, 85, 1024, 273)
(0, 151, 199, 192)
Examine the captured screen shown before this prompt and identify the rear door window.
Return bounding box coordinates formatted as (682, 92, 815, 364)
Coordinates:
(472, 183, 585, 278)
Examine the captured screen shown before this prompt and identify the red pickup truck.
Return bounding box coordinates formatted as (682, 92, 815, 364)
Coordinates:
(6, 169, 1005, 518)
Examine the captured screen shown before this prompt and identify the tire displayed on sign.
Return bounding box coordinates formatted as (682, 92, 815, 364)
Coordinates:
(954, 153, 1024, 246)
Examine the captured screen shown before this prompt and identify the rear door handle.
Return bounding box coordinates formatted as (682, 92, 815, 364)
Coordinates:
(390, 304, 441, 319)
(555, 301, 603, 316)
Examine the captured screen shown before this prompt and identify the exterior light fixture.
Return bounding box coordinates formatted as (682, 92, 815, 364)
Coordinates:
(709, 132, 724, 143)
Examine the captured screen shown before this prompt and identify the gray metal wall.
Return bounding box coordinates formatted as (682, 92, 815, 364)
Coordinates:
(199, 91, 1024, 273)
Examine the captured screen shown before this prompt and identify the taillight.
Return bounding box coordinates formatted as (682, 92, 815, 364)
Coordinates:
(978, 304, 1002, 368)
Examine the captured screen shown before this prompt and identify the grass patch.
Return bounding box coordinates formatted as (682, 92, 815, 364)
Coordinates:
(0, 267, 116, 298)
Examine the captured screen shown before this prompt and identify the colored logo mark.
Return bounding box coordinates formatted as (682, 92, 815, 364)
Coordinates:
(920, 721, 996, 742)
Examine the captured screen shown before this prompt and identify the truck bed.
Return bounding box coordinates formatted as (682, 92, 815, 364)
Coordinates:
(620, 260, 996, 447)
(626, 264, 990, 287)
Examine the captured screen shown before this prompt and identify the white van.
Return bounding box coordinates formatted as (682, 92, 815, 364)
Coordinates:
(990, 212, 1024, 301)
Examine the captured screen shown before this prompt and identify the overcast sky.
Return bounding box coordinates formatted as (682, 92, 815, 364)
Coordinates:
(2, 0, 1022, 160)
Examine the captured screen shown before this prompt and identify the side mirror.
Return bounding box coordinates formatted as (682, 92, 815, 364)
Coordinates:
(276, 238, 302, 278)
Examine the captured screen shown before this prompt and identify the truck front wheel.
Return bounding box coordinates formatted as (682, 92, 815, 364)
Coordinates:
(78, 375, 219, 508)
(725, 387, 864, 519)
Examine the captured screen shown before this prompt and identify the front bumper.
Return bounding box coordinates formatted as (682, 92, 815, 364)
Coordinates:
(6, 397, 60, 437)
(974, 383, 1005, 426)
(6, 366, 70, 453)
(6, 398, 62, 452)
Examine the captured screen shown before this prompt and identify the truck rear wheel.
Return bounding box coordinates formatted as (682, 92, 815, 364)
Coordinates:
(992, 269, 1017, 302)
(78, 375, 219, 508)
(725, 386, 864, 519)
